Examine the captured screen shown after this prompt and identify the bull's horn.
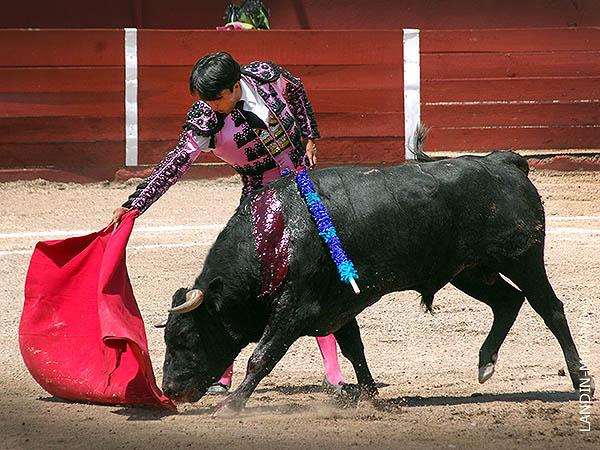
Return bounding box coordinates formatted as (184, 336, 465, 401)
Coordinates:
(169, 289, 204, 314)
(154, 319, 168, 328)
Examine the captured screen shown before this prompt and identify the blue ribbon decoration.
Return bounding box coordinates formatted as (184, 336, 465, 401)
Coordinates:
(287, 167, 359, 290)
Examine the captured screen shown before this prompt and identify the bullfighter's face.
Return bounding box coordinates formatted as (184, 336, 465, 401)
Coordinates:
(161, 288, 215, 402)
(204, 81, 242, 115)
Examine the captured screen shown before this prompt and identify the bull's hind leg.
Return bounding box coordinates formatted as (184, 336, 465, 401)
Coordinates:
(451, 267, 525, 384)
(501, 246, 595, 395)
(333, 318, 378, 401)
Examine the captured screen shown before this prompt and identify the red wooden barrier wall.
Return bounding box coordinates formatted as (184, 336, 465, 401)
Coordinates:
(0, 27, 598, 182)
(420, 28, 600, 153)
(0, 30, 125, 181)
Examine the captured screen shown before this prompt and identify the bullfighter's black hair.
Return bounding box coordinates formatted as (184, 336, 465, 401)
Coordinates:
(189, 52, 241, 100)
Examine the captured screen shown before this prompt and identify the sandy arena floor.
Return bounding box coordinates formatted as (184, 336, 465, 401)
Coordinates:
(0, 168, 599, 449)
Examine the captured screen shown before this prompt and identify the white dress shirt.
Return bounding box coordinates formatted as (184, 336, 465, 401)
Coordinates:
(192, 78, 273, 152)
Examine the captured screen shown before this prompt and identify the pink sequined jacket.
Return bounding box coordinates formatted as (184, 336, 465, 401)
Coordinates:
(123, 61, 320, 213)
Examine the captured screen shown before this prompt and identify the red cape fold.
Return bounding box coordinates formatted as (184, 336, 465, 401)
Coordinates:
(19, 211, 175, 410)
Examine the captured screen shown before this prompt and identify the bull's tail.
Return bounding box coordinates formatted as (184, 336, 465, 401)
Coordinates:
(410, 124, 531, 177)
(497, 150, 530, 177)
(421, 292, 435, 314)
(408, 124, 433, 162)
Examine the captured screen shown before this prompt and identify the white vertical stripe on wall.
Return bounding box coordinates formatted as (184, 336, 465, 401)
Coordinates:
(124, 28, 139, 167)
(403, 29, 421, 160)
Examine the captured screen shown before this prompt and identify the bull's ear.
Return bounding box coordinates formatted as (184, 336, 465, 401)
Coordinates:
(206, 277, 224, 311)
(207, 277, 223, 296)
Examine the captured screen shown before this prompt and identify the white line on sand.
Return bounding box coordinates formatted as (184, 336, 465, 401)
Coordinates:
(1, 216, 599, 241)
(0, 240, 216, 256)
(0, 224, 225, 240)
(2, 227, 600, 257)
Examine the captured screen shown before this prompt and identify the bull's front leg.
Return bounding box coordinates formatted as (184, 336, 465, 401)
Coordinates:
(334, 317, 378, 404)
(212, 305, 302, 417)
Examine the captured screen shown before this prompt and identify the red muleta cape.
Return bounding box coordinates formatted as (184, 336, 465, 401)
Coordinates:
(19, 210, 175, 410)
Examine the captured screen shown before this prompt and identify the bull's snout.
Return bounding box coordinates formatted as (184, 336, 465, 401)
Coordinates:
(162, 381, 179, 400)
(162, 385, 175, 399)
(162, 380, 186, 401)
(162, 381, 204, 403)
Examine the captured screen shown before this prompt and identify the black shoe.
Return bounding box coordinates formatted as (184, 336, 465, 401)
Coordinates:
(322, 377, 345, 395)
(207, 382, 231, 395)
(322, 377, 360, 398)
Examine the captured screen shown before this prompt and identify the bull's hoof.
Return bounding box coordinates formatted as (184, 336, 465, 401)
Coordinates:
(479, 362, 495, 384)
(212, 398, 242, 418)
(356, 390, 376, 409)
(577, 374, 595, 398)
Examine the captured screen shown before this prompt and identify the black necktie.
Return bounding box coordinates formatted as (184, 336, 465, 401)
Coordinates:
(235, 100, 267, 129)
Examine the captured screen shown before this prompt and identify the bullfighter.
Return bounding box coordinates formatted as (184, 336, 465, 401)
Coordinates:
(110, 52, 349, 395)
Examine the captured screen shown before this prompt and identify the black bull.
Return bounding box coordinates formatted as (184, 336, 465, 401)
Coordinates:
(160, 150, 594, 415)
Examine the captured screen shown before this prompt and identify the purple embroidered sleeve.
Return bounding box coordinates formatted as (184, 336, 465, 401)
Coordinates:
(123, 130, 202, 214)
(279, 68, 320, 140)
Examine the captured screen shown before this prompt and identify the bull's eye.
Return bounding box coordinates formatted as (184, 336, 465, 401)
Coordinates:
(173, 333, 187, 348)
(168, 326, 200, 350)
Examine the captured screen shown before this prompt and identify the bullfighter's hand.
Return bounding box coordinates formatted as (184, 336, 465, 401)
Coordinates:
(305, 139, 318, 167)
(109, 206, 131, 228)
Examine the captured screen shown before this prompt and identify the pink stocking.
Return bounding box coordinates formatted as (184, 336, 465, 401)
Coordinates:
(316, 334, 346, 385)
(218, 363, 234, 386)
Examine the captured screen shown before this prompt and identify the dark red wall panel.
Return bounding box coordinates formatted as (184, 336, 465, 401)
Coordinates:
(0, 68, 124, 93)
(2, 1, 599, 29)
(0, 30, 125, 176)
(137, 30, 404, 66)
(423, 103, 600, 128)
(1, 142, 124, 168)
(421, 27, 600, 153)
(422, 52, 600, 79)
(425, 127, 600, 152)
(1, 30, 124, 67)
(133, 30, 405, 169)
(0, 117, 123, 144)
(420, 28, 600, 53)
(422, 78, 600, 103)
(0, 91, 124, 118)
(138, 136, 406, 167)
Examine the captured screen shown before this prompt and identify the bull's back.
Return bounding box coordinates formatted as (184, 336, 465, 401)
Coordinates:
(412, 151, 544, 263)
(275, 152, 543, 295)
